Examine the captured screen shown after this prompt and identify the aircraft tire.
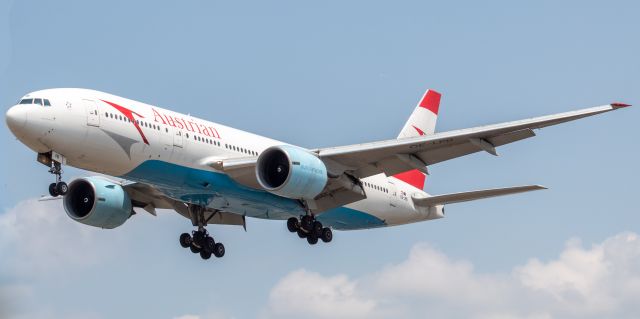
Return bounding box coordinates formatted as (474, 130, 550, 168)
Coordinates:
(48, 183, 59, 197)
(56, 182, 68, 196)
(312, 221, 323, 237)
(213, 243, 225, 258)
(321, 228, 333, 243)
(179, 233, 192, 248)
(204, 236, 215, 252)
(301, 215, 313, 231)
(200, 250, 212, 260)
(287, 217, 299, 232)
(306, 234, 318, 245)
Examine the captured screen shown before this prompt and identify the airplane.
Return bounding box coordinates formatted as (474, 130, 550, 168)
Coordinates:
(4, 88, 630, 260)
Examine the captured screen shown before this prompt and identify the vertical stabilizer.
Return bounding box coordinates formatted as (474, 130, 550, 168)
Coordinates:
(397, 89, 441, 138)
(393, 89, 441, 189)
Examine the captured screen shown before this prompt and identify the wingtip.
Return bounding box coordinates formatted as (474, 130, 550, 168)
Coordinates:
(611, 102, 632, 109)
(533, 185, 548, 190)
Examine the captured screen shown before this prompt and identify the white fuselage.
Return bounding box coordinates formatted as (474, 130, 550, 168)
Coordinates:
(6, 88, 443, 230)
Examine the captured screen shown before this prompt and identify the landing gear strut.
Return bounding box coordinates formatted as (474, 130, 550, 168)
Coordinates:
(287, 215, 332, 245)
(47, 160, 67, 197)
(178, 205, 225, 260)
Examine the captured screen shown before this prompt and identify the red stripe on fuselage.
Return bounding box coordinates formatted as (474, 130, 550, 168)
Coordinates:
(101, 100, 149, 145)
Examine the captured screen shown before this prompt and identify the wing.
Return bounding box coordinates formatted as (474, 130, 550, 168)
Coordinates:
(208, 103, 628, 213)
(315, 103, 630, 178)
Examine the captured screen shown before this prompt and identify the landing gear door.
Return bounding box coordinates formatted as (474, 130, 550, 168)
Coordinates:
(84, 100, 100, 127)
(173, 129, 183, 148)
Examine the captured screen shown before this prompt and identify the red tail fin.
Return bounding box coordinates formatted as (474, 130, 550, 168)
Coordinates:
(393, 169, 426, 190)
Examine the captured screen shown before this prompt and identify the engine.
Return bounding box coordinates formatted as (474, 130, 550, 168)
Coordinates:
(63, 177, 133, 229)
(256, 145, 328, 199)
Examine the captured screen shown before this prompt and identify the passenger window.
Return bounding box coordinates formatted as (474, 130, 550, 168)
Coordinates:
(44, 99, 51, 106)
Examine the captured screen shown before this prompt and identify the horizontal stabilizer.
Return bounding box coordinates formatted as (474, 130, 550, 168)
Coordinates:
(412, 185, 546, 207)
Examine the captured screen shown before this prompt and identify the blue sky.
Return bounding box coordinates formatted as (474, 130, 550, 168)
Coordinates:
(1, 0, 639, 318)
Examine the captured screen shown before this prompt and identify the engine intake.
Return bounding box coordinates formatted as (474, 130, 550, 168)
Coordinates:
(63, 177, 133, 229)
(256, 145, 328, 199)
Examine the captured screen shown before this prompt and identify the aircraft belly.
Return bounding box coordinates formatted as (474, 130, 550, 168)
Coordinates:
(120, 160, 306, 219)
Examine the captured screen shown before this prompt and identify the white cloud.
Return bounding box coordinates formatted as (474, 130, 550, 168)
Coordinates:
(3, 198, 640, 319)
(264, 270, 378, 319)
(0, 198, 118, 276)
(514, 233, 640, 317)
(264, 232, 640, 319)
(0, 198, 137, 319)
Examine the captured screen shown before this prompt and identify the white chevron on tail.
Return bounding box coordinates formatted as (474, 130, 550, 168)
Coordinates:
(397, 89, 441, 138)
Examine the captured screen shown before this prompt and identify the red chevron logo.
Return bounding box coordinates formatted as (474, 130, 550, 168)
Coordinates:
(101, 100, 149, 145)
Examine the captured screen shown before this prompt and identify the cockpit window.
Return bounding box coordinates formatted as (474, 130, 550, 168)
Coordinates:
(18, 98, 52, 106)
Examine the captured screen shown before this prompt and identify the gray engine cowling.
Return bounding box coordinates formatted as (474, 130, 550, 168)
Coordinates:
(256, 145, 328, 199)
(63, 177, 133, 229)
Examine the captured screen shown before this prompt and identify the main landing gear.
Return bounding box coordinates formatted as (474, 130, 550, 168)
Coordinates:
(287, 215, 332, 245)
(179, 205, 225, 260)
(47, 161, 68, 197)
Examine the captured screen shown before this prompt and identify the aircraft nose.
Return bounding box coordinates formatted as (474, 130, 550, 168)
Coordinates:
(5, 104, 28, 136)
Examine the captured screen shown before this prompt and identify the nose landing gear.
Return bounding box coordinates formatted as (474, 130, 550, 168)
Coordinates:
(47, 160, 67, 197)
(179, 205, 226, 260)
(287, 215, 333, 245)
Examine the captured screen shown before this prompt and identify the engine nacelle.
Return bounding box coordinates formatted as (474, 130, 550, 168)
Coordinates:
(256, 145, 328, 199)
(63, 177, 133, 229)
